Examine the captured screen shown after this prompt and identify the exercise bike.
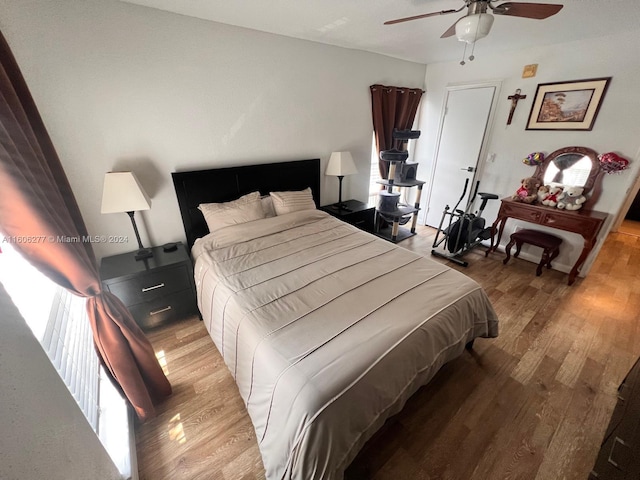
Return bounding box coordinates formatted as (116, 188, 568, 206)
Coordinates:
(431, 178, 498, 267)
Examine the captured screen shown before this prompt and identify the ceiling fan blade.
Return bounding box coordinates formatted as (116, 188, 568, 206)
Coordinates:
(384, 8, 460, 25)
(492, 2, 563, 19)
(440, 19, 460, 38)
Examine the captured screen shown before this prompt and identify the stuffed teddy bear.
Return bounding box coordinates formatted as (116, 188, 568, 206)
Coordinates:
(537, 185, 550, 204)
(542, 185, 563, 207)
(556, 186, 586, 210)
(512, 177, 541, 204)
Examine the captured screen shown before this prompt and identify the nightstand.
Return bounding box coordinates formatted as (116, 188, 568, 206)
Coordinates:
(99, 243, 199, 330)
(320, 199, 376, 233)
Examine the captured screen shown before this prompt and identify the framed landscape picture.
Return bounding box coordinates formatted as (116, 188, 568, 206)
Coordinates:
(526, 77, 611, 131)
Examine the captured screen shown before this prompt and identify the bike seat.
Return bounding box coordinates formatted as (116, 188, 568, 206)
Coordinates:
(478, 192, 499, 200)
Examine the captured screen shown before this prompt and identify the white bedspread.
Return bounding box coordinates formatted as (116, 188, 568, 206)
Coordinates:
(192, 209, 498, 480)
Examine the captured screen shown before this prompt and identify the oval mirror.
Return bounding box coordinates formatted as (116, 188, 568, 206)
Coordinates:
(535, 146, 600, 194)
(534, 146, 603, 208)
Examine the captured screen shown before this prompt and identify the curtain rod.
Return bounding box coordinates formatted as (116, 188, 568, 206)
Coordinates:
(370, 85, 424, 94)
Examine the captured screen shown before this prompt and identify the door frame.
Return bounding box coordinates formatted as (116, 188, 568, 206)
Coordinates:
(421, 80, 502, 225)
(610, 145, 640, 231)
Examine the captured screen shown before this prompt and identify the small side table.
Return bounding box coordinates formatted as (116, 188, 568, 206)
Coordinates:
(320, 199, 376, 233)
(100, 243, 199, 330)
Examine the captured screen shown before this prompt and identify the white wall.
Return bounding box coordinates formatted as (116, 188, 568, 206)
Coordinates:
(415, 30, 640, 274)
(0, 0, 426, 259)
(0, 283, 121, 480)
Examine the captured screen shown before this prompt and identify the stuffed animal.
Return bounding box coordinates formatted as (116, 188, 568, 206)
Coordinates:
(542, 185, 564, 207)
(537, 185, 550, 204)
(512, 177, 541, 204)
(556, 186, 586, 210)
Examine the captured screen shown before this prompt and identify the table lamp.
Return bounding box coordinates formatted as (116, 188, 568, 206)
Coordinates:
(326, 151, 357, 211)
(101, 171, 153, 260)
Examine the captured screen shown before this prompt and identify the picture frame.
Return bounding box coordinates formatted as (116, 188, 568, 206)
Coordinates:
(526, 77, 611, 131)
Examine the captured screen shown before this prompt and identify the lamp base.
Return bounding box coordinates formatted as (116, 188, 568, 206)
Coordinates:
(135, 248, 154, 261)
(127, 211, 154, 261)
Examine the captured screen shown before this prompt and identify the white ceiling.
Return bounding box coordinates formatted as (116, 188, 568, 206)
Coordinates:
(120, 0, 640, 64)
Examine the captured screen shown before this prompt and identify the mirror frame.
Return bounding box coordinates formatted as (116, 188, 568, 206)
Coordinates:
(533, 146, 603, 208)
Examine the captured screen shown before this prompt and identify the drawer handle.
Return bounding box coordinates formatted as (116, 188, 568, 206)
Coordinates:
(142, 283, 165, 292)
(608, 436, 628, 469)
(150, 306, 172, 316)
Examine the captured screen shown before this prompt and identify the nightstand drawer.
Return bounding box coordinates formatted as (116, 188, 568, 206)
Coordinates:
(106, 264, 191, 306)
(128, 288, 197, 329)
(345, 209, 375, 232)
(100, 243, 199, 329)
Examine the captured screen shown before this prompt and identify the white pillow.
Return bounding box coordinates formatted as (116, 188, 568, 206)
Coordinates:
(198, 191, 265, 231)
(261, 195, 276, 218)
(270, 188, 316, 216)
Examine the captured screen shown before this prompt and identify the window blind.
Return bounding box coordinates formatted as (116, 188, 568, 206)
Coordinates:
(42, 287, 100, 430)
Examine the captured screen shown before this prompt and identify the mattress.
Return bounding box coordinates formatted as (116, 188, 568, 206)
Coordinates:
(191, 209, 499, 480)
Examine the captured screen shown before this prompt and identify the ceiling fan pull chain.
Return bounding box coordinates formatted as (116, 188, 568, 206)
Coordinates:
(460, 42, 468, 65)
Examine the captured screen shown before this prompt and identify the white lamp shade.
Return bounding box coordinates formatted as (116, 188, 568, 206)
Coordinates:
(455, 13, 494, 43)
(326, 151, 358, 176)
(101, 171, 151, 214)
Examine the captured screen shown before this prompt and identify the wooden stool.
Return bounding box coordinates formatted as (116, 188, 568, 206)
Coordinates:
(503, 229, 562, 276)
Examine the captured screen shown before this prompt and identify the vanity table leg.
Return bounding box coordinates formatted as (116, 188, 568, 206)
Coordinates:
(568, 238, 594, 286)
(486, 218, 499, 256)
(486, 215, 506, 256)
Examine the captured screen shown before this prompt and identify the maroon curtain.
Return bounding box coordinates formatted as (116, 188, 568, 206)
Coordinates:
(0, 31, 170, 421)
(370, 84, 424, 179)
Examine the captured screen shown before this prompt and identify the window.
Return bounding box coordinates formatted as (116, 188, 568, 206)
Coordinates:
(0, 242, 132, 478)
(368, 134, 381, 205)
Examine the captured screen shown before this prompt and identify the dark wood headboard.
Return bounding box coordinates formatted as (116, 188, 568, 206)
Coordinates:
(172, 158, 321, 249)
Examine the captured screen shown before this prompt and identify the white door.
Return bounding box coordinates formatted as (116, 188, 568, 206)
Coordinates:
(423, 85, 497, 227)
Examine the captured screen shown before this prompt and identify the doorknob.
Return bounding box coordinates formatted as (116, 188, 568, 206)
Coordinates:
(461, 167, 476, 172)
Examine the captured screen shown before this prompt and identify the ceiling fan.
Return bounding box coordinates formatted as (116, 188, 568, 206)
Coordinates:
(384, 1, 563, 43)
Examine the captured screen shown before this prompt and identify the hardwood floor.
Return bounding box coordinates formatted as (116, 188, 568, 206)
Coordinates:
(618, 219, 640, 237)
(136, 226, 640, 480)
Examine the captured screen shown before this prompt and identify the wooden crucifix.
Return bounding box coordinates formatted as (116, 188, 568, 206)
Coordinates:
(507, 89, 526, 125)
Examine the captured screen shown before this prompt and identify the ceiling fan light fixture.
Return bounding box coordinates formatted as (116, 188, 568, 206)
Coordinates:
(455, 13, 494, 43)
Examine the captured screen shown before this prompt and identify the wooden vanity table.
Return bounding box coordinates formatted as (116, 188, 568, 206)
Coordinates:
(486, 146, 608, 286)
(486, 199, 607, 285)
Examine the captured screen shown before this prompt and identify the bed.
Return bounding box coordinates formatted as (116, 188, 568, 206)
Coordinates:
(172, 158, 499, 480)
